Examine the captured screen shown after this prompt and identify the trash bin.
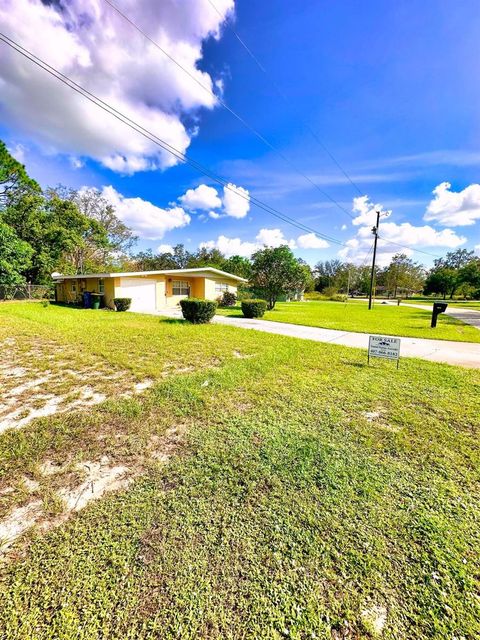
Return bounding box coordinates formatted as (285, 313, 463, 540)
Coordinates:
(83, 291, 92, 308)
(431, 301, 448, 327)
(91, 293, 102, 310)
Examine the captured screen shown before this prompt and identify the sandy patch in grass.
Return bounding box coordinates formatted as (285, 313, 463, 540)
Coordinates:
(0, 460, 131, 555)
(0, 423, 188, 558)
(0, 336, 154, 434)
(361, 604, 387, 636)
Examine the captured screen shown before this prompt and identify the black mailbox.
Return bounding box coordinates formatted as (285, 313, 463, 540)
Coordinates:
(431, 301, 448, 327)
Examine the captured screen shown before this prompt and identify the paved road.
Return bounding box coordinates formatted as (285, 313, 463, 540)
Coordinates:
(152, 308, 480, 369)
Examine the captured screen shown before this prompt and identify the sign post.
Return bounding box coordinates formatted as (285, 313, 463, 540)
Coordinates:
(368, 335, 401, 369)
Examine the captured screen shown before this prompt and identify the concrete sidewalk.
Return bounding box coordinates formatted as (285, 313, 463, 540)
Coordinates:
(153, 308, 480, 369)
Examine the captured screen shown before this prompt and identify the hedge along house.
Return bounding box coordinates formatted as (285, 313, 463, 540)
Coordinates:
(53, 268, 247, 312)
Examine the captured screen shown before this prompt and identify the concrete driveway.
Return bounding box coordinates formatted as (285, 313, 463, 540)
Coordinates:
(151, 308, 480, 369)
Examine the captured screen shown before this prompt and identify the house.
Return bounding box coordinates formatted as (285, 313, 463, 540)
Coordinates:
(278, 289, 305, 302)
(52, 268, 247, 312)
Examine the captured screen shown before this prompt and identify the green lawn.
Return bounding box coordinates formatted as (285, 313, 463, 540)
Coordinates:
(216, 300, 480, 342)
(0, 303, 479, 639)
(406, 299, 480, 310)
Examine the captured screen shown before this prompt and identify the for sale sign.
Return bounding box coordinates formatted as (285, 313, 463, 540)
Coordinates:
(368, 335, 401, 363)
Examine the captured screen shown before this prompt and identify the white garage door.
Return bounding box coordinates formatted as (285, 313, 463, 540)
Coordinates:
(119, 278, 156, 312)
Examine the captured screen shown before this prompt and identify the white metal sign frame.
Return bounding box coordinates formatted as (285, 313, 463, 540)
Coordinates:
(368, 335, 401, 368)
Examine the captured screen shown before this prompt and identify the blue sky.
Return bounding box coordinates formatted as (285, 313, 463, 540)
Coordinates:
(1, 0, 480, 266)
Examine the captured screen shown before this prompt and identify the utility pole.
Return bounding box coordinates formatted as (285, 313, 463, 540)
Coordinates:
(368, 210, 381, 310)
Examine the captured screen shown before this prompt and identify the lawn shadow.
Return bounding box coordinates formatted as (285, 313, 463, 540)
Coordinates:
(218, 313, 244, 318)
(158, 318, 185, 325)
(341, 360, 368, 368)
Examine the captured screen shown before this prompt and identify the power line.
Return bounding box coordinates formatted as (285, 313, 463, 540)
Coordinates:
(0, 32, 347, 248)
(100, 0, 355, 220)
(377, 236, 441, 259)
(206, 0, 364, 197)
(208, 0, 447, 262)
(0, 31, 443, 263)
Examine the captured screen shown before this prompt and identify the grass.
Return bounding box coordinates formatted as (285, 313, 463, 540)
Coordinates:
(0, 303, 479, 639)
(216, 300, 480, 342)
(406, 298, 480, 310)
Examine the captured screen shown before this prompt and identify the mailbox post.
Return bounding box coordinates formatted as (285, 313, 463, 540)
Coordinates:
(431, 301, 448, 327)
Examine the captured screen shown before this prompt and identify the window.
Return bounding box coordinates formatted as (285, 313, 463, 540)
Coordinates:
(71, 281, 77, 294)
(172, 280, 190, 296)
(215, 282, 229, 293)
(98, 278, 105, 294)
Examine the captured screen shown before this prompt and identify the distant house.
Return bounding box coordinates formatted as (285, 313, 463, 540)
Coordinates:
(277, 289, 305, 302)
(52, 268, 247, 312)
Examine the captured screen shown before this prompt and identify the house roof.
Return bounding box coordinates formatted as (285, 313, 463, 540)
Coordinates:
(52, 267, 248, 283)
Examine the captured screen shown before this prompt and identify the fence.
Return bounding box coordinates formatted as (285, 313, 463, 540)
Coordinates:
(0, 284, 53, 301)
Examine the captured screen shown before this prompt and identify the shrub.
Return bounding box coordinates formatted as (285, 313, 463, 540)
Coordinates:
(180, 298, 217, 324)
(304, 290, 346, 302)
(114, 297, 132, 312)
(218, 291, 237, 307)
(241, 299, 267, 318)
(304, 291, 323, 301)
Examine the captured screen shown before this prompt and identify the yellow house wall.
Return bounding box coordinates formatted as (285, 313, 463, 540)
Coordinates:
(191, 278, 205, 298)
(103, 278, 115, 309)
(155, 278, 166, 309)
(55, 277, 115, 307)
(164, 277, 194, 308)
(203, 278, 238, 300)
(55, 273, 241, 309)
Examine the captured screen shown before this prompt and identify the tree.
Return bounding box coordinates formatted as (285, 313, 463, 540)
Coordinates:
(434, 249, 475, 270)
(187, 247, 225, 269)
(132, 248, 178, 271)
(171, 244, 192, 269)
(383, 254, 425, 298)
(458, 258, 480, 297)
(424, 267, 457, 299)
(3, 191, 109, 282)
(222, 255, 252, 279)
(424, 250, 476, 299)
(0, 141, 114, 283)
(0, 221, 33, 285)
(251, 245, 308, 309)
(47, 186, 137, 270)
(0, 141, 40, 205)
(45, 194, 109, 275)
(313, 259, 343, 292)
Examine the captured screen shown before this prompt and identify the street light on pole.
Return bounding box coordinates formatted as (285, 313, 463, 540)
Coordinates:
(368, 209, 390, 310)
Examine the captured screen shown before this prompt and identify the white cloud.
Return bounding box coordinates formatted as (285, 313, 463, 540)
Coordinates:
(296, 233, 329, 249)
(179, 184, 222, 210)
(352, 195, 389, 226)
(69, 156, 84, 169)
(7, 143, 26, 163)
(341, 224, 347, 231)
(0, 0, 234, 174)
(200, 228, 327, 258)
(340, 194, 466, 265)
(370, 221, 465, 248)
(98, 185, 190, 240)
(157, 244, 174, 254)
(256, 228, 296, 248)
(424, 182, 480, 226)
(222, 183, 250, 218)
(200, 235, 258, 258)
(208, 210, 222, 219)
(338, 237, 411, 267)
